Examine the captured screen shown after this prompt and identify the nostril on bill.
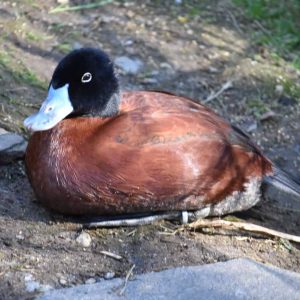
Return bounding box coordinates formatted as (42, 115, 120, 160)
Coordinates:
(45, 106, 53, 113)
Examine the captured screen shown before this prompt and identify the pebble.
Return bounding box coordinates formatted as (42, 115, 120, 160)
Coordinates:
(244, 121, 257, 133)
(159, 62, 172, 70)
(123, 39, 134, 46)
(104, 272, 115, 280)
(275, 84, 284, 95)
(26, 280, 41, 293)
(159, 62, 175, 74)
(208, 66, 219, 73)
(76, 231, 92, 248)
(260, 111, 278, 121)
(59, 278, 67, 285)
(16, 231, 25, 240)
(0, 128, 27, 164)
(24, 273, 53, 292)
(72, 42, 82, 50)
(114, 56, 143, 74)
(57, 0, 69, 4)
(85, 278, 96, 284)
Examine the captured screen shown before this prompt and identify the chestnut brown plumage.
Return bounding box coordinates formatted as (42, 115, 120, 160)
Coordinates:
(26, 91, 273, 216)
(24, 48, 300, 219)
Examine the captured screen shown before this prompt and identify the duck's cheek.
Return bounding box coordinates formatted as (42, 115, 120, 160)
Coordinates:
(24, 84, 74, 132)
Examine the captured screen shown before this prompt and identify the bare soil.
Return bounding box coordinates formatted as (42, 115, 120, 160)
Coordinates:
(0, 1, 300, 299)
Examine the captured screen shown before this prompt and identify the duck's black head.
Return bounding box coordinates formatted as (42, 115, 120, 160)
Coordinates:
(24, 48, 120, 132)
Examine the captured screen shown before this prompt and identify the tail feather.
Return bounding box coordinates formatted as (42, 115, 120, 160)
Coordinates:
(264, 166, 300, 196)
(263, 166, 300, 206)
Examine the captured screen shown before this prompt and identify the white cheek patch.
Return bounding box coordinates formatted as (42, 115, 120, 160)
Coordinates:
(24, 84, 74, 132)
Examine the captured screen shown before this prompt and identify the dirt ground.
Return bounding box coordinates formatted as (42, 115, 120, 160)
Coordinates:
(0, 0, 300, 299)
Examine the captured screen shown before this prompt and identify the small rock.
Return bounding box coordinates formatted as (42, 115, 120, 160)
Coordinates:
(208, 66, 219, 73)
(275, 84, 284, 95)
(159, 62, 172, 70)
(114, 56, 143, 75)
(57, 0, 69, 4)
(72, 42, 82, 50)
(126, 10, 135, 19)
(59, 278, 67, 286)
(16, 231, 25, 240)
(177, 16, 188, 24)
(24, 273, 52, 293)
(24, 273, 34, 282)
(278, 95, 297, 106)
(104, 272, 115, 280)
(76, 231, 92, 248)
(26, 280, 41, 293)
(260, 111, 278, 121)
(243, 121, 257, 133)
(0, 128, 27, 164)
(123, 39, 134, 46)
(85, 278, 96, 284)
(159, 63, 175, 74)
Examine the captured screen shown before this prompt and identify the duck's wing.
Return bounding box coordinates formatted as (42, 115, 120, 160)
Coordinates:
(93, 92, 273, 205)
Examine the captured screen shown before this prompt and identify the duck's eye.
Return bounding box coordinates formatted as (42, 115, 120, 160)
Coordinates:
(81, 72, 92, 83)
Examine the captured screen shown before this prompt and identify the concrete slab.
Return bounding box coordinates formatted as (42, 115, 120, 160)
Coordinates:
(38, 258, 300, 300)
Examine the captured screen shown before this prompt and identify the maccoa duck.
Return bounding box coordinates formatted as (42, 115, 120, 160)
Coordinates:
(24, 48, 300, 226)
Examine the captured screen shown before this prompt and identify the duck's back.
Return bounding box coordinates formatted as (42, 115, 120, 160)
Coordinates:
(25, 91, 273, 215)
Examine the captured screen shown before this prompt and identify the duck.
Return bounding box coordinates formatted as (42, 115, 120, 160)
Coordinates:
(24, 47, 300, 226)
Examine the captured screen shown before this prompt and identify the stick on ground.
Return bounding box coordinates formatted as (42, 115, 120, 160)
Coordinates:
(188, 219, 300, 243)
(100, 250, 122, 260)
(119, 264, 135, 296)
(204, 81, 233, 103)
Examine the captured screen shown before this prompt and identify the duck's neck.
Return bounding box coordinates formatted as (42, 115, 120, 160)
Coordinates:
(99, 90, 121, 118)
(69, 91, 121, 119)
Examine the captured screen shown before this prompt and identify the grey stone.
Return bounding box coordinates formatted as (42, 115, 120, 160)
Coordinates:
(114, 56, 143, 74)
(73, 42, 83, 50)
(37, 258, 300, 300)
(59, 278, 67, 286)
(76, 231, 92, 248)
(104, 272, 115, 280)
(0, 128, 27, 164)
(85, 278, 96, 284)
(24, 273, 53, 293)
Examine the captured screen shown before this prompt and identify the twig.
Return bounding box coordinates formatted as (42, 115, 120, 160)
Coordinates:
(189, 219, 300, 243)
(100, 250, 122, 260)
(203, 81, 233, 103)
(254, 20, 271, 36)
(119, 264, 135, 296)
(5, 87, 28, 92)
(126, 229, 137, 236)
(50, 0, 114, 14)
(227, 11, 243, 34)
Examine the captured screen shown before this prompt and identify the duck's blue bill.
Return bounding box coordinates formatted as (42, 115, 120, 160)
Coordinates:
(24, 84, 73, 132)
